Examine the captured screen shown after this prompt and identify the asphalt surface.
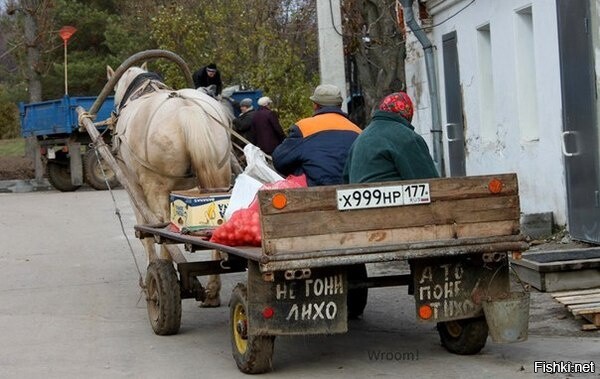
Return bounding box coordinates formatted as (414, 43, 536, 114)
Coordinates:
(0, 187, 598, 378)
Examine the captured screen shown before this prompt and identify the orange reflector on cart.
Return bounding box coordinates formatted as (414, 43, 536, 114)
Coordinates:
(418, 304, 433, 320)
(262, 307, 275, 319)
(488, 178, 503, 194)
(271, 193, 287, 209)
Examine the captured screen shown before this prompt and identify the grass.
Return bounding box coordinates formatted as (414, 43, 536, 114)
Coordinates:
(0, 138, 25, 157)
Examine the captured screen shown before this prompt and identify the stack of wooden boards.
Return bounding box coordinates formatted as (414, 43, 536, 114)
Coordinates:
(552, 288, 600, 331)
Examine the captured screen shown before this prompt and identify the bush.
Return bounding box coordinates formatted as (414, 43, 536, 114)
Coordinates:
(0, 100, 19, 139)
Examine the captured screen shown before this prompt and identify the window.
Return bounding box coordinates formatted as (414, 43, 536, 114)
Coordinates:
(515, 6, 539, 141)
(477, 23, 495, 140)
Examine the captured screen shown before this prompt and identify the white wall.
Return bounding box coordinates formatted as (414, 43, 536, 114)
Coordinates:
(405, 0, 568, 225)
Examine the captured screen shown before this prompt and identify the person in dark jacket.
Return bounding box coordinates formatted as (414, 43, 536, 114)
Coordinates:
(233, 98, 256, 145)
(343, 91, 438, 184)
(192, 63, 223, 96)
(252, 96, 286, 155)
(272, 84, 362, 186)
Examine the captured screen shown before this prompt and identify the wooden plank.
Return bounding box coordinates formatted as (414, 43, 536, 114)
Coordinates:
(571, 303, 600, 316)
(552, 288, 600, 298)
(585, 313, 600, 326)
(566, 302, 600, 311)
(581, 323, 598, 331)
(264, 220, 519, 254)
(258, 173, 518, 215)
(261, 195, 519, 240)
(557, 295, 600, 305)
(556, 294, 600, 303)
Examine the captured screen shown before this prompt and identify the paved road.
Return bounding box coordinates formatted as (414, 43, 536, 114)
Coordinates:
(0, 189, 598, 378)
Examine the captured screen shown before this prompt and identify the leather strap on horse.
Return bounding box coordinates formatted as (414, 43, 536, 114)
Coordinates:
(118, 72, 167, 111)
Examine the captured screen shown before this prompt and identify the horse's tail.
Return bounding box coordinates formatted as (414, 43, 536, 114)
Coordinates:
(177, 101, 231, 189)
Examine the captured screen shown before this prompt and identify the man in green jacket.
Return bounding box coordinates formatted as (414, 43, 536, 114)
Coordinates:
(343, 91, 438, 183)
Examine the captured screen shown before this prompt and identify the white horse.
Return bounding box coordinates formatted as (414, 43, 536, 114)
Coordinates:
(107, 64, 232, 307)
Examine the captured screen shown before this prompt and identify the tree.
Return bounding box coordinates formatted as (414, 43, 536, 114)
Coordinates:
(342, 0, 407, 122)
(5, 0, 53, 102)
(149, 0, 319, 129)
(0, 0, 322, 139)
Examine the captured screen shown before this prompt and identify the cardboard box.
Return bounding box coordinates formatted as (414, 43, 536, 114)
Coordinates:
(169, 190, 230, 232)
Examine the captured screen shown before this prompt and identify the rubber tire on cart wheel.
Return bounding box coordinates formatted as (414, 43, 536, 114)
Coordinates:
(347, 263, 368, 319)
(437, 317, 488, 355)
(230, 283, 275, 374)
(145, 259, 181, 336)
(84, 149, 119, 190)
(46, 159, 81, 192)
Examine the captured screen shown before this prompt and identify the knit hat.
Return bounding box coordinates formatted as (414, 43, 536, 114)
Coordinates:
(378, 92, 414, 122)
(309, 84, 343, 106)
(239, 98, 253, 107)
(258, 96, 272, 107)
(206, 63, 217, 72)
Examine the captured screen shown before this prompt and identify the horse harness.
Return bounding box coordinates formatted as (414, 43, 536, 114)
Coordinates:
(117, 72, 169, 113)
(113, 72, 232, 178)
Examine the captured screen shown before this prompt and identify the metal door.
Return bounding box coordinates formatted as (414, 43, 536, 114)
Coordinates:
(442, 31, 466, 177)
(557, 0, 600, 243)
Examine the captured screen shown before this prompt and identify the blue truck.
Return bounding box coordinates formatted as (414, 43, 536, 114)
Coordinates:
(19, 95, 118, 191)
(19, 90, 263, 192)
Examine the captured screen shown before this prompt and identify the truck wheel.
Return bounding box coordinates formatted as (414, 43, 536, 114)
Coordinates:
(347, 263, 368, 319)
(84, 149, 119, 190)
(230, 283, 275, 374)
(145, 259, 181, 335)
(437, 317, 488, 355)
(46, 159, 80, 192)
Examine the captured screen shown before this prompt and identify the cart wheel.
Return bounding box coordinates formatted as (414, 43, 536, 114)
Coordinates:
(347, 263, 368, 319)
(84, 149, 119, 190)
(145, 259, 181, 336)
(230, 283, 275, 374)
(437, 317, 488, 355)
(46, 159, 80, 192)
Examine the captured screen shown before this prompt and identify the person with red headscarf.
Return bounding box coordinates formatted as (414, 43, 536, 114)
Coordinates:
(343, 91, 438, 183)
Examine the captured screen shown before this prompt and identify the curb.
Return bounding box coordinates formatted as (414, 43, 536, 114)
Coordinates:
(0, 179, 54, 193)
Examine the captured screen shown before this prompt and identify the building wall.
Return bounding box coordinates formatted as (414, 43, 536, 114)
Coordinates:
(405, 0, 568, 225)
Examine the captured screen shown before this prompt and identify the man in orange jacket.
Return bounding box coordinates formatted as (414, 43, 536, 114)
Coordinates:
(272, 84, 361, 186)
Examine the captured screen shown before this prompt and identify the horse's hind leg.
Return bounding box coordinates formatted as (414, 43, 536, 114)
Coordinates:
(198, 170, 231, 308)
(144, 180, 221, 306)
(200, 250, 222, 307)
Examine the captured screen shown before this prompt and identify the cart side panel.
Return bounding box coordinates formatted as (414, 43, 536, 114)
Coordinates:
(20, 97, 69, 137)
(412, 254, 510, 322)
(19, 96, 115, 138)
(258, 174, 521, 255)
(247, 261, 348, 336)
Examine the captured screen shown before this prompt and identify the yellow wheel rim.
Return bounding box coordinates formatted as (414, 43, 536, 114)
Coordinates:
(233, 303, 248, 354)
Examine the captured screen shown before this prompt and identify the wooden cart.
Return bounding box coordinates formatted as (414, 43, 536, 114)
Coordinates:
(74, 51, 529, 375)
(134, 173, 528, 374)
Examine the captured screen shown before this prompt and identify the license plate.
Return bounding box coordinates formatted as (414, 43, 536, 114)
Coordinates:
(337, 183, 430, 210)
